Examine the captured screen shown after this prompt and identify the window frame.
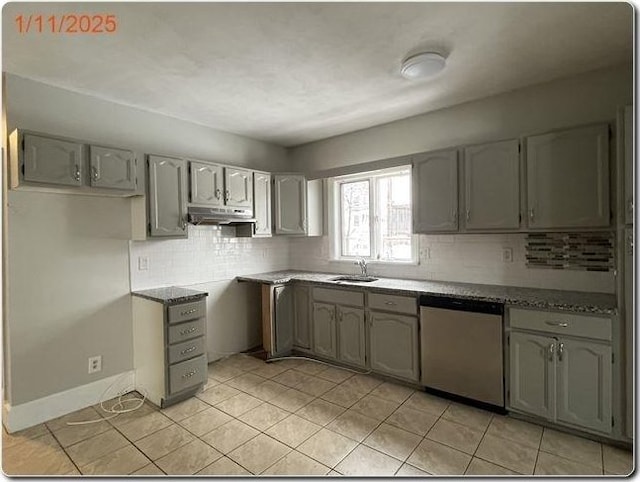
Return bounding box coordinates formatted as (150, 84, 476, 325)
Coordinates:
(328, 165, 418, 265)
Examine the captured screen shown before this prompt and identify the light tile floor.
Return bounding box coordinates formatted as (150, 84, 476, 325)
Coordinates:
(2, 354, 634, 476)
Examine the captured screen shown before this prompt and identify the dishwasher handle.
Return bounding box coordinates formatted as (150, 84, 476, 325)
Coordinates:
(419, 295, 503, 315)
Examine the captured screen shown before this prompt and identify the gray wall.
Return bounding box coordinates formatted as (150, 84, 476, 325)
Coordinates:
(3, 74, 288, 405)
(289, 64, 632, 173)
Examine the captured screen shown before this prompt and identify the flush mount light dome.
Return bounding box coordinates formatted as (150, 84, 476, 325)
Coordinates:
(400, 52, 446, 80)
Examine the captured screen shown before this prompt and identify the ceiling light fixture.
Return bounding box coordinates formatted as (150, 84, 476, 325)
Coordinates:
(400, 52, 446, 80)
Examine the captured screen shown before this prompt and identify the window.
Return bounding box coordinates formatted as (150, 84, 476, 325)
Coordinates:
(331, 166, 414, 263)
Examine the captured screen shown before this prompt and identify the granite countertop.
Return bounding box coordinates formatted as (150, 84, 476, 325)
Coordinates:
(236, 270, 616, 315)
(131, 286, 208, 305)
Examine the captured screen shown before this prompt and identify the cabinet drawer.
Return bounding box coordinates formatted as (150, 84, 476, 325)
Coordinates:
(509, 308, 611, 341)
(168, 318, 206, 344)
(368, 292, 417, 315)
(169, 354, 207, 394)
(167, 300, 206, 324)
(313, 287, 363, 306)
(168, 337, 206, 364)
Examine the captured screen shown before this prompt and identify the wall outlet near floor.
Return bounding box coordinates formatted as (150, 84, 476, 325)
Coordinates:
(88, 355, 102, 374)
(502, 247, 514, 263)
(138, 256, 149, 271)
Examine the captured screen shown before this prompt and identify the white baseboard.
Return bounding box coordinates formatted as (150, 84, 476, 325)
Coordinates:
(3, 371, 135, 433)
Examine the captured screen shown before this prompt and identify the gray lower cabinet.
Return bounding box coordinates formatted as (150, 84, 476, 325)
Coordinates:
(312, 302, 337, 359)
(293, 285, 311, 349)
(132, 296, 208, 408)
(508, 310, 613, 434)
(509, 331, 555, 419)
(23, 133, 85, 186)
(369, 311, 419, 381)
(273, 285, 294, 356)
(556, 339, 612, 433)
(89, 145, 136, 190)
(148, 155, 188, 237)
(337, 306, 366, 368)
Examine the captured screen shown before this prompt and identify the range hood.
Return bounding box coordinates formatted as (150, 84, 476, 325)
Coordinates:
(187, 206, 256, 225)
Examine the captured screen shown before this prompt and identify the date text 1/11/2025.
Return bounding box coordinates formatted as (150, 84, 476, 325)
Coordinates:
(15, 14, 117, 34)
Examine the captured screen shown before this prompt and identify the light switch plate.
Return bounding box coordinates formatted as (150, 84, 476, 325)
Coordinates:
(502, 247, 513, 263)
(138, 256, 149, 271)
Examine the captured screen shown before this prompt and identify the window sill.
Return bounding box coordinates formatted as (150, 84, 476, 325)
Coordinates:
(328, 258, 420, 267)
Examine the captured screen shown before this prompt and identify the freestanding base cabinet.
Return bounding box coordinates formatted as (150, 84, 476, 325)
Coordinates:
(132, 290, 208, 408)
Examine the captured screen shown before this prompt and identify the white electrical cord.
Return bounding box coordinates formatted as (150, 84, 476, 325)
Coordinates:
(66, 374, 148, 426)
(265, 355, 373, 375)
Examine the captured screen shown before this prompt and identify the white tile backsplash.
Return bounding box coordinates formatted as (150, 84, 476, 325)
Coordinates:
(289, 234, 615, 293)
(130, 228, 615, 293)
(129, 225, 290, 290)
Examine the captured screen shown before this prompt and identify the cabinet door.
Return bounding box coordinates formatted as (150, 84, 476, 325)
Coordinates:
(312, 302, 336, 359)
(253, 171, 272, 236)
(148, 155, 188, 237)
(89, 146, 135, 190)
(293, 285, 310, 349)
(625, 227, 634, 437)
(412, 149, 459, 232)
(556, 339, 612, 433)
(190, 161, 223, 206)
(225, 167, 253, 208)
(337, 306, 365, 368)
(464, 140, 520, 230)
(274, 174, 307, 235)
(624, 106, 633, 225)
(369, 311, 419, 381)
(23, 134, 84, 186)
(273, 285, 294, 356)
(509, 332, 555, 419)
(526, 124, 610, 229)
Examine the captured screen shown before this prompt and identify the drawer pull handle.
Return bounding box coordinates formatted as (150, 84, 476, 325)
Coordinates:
(182, 369, 198, 379)
(548, 342, 555, 361)
(545, 321, 569, 327)
(180, 326, 198, 336)
(384, 301, 396, 306)
(180, 309, 198, 316)
(558, 342, 564, 362)
(180, 346, 197, 355)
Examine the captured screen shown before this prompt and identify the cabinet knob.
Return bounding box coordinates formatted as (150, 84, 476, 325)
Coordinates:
(180, 308, 198, 316)
(215, 188, 222, 199)
(548, 342, 555, 362)
(224, 190, 230, 202)
(628, 199, 634, 214)
(179, 326, 197, 336)
(91, 166, 99, 181)
(180, 346, 197, 356)
(529, 208, 535, 222)
(465, 209, 470, 222)
(182, 369, 198, 379)
(74, 165, 81, 181)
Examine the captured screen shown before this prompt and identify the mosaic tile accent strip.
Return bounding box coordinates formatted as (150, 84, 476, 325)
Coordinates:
(526, 232, 614, 272)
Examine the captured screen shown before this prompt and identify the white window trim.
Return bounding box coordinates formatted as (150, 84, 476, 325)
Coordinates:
(328, 165, 418, 265)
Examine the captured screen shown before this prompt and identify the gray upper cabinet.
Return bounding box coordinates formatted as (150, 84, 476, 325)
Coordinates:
(623, 105, 633, 226)
(526, 124, 610, 229)
(412, 148, 459, 233)
(509, 331, 555, 420)
(369, 311, 419, 381)
(312, 302, 337, 359)
(253, 171, 272, 237)
(556, 339, 611, 433)
(464, 140, 520, 230)
(225, 167, 253, 208)
(23, 133, 85, 187)
(293, 285, 311, 349)
(89, 146, 136, 190)
(148, 155, 188, 238)
(190, 161, 223, 206)
(274, 174, 307, 235)
(337, 306, 366, 368)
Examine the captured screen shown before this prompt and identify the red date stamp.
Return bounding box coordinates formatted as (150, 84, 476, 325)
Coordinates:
(15, 14, 117, 34)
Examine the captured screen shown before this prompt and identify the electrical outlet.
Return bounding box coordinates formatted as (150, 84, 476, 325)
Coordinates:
(502, 247, 514, 263)
(88, 356, 102, 374)
(420, 247, 431, 259)
(138, 256, 149, 271)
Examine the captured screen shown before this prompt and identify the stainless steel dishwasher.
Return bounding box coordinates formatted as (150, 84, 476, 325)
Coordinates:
(420, 295, 504, 408)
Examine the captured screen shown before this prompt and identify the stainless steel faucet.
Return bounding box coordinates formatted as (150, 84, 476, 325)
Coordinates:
(355, 258, 368, 277)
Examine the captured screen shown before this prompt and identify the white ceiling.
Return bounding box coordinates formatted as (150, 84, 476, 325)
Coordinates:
(2, 2, 632, 147)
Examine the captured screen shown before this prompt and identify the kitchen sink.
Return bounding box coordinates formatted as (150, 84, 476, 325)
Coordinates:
(330, 275, 379, 283)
